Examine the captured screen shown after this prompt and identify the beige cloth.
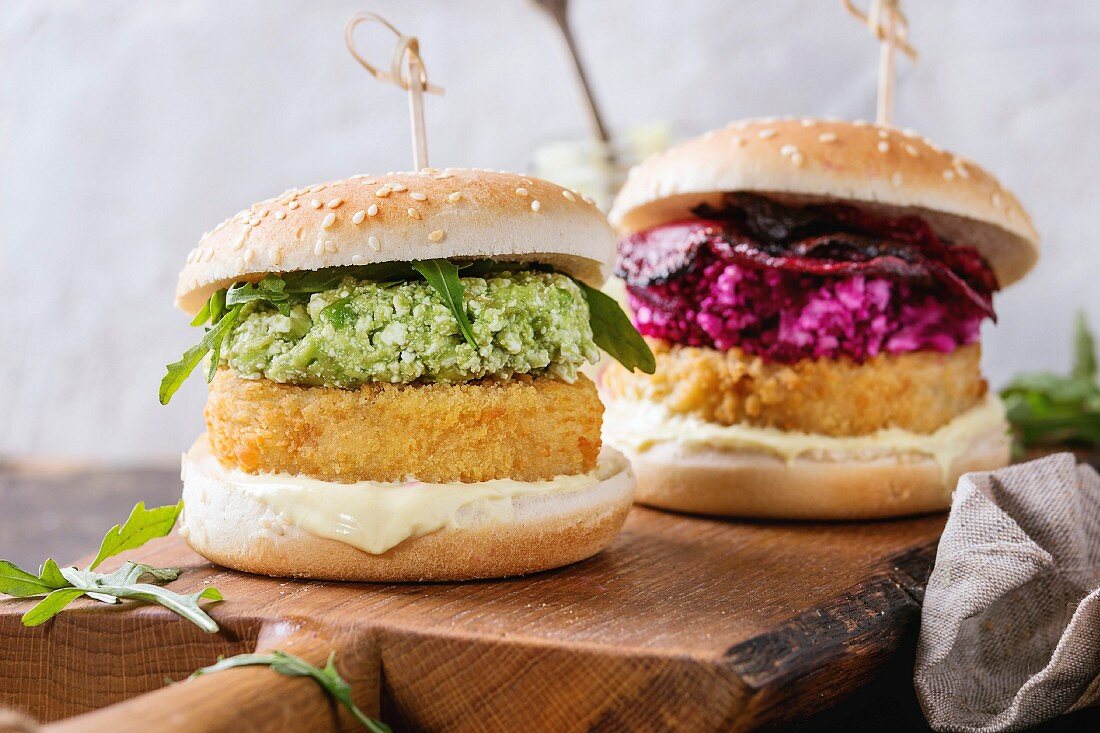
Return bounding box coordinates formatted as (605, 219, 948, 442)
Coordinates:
(915, 453, 1100, 732)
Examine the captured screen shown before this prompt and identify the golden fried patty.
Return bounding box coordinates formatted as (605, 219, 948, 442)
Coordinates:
(205, 370, 603, 483)
(601, 339, 987, 436)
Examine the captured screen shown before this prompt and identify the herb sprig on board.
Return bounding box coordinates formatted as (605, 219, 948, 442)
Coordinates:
(192, 651, 390, 732)
(160, 259, 654, 404)
(1001, 312, 1100, 448)
(0, 502, 222, 632)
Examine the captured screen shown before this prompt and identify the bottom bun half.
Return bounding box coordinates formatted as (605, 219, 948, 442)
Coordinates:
(620, 428, 1009, 520)
(180, 435, 635, 582)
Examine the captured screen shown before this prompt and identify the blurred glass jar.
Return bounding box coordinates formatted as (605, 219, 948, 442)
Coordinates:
(531, 122, 673, 212)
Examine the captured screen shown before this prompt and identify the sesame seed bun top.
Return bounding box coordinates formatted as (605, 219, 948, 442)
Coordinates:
(175, 169, 612, 315)
(609, 118, 1039, 288)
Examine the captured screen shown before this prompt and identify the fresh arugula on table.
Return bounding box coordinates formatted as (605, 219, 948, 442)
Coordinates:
(0, 502, 222, 632)
(192, 650, 390, 732)
(1001, 312, 1100, 448)
(160, 259, 654, 404)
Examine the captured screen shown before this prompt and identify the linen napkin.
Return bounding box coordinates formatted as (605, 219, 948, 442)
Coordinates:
(914, 453, 1100, 732)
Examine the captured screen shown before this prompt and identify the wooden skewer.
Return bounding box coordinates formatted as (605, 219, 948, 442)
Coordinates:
(345, 13, 444, 170)
(842, 0, 918, 126)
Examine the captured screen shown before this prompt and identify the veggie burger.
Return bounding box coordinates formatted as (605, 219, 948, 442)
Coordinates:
(602, 119, 1039, 519)
(163, 169, 653, 581)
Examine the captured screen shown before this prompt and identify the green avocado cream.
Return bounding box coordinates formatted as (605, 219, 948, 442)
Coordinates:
(222, 270, 599, 386)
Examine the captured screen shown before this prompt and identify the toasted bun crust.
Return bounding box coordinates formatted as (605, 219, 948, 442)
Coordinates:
(610, 118, 1039, 287)
(176, 169, 611, 315)
(180, 437, 635, 581)
(618, 425, 1010, 520)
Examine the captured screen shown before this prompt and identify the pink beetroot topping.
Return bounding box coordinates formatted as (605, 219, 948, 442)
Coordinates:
(627, 258, 984, 362)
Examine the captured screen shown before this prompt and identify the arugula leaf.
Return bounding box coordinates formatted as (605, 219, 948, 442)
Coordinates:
(576, 281, 655, 374)
(1, 502, 223, 633)
(0, 560, 68, 598)
(90, 501, 183, 570)
(1001, 311, 1100, 448)
(226, 276, 291, 316)
(411, 260, 478, 348)
(193, 651, 390, 732)
(160, 306, 240, 404)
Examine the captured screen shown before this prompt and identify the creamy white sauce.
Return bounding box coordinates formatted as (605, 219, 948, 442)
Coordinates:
(184, 438, 626, 554)
(603, 393, 1007, 477)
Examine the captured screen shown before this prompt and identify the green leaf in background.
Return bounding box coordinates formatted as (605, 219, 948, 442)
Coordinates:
(192, 651, 390, 732)
(1001, 310, 1100, 448)
(1074, 311, 1097, 382)
(576, 281, 656, 375)
(411, 260, 479, 349)
(90, 501, 183, 570)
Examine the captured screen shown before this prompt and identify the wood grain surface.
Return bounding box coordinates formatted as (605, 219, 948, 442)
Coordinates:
(1, 457, 1097, 732)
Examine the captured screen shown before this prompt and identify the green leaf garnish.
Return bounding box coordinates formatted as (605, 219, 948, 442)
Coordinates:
(192, 651, 390, 732)
(160, 306, 240, 404)
(90, 501, 184, 570)
(0, 502, 223, 633)
(1001, 311, 1100, 448)
(411, 260, 479, 349)
(576, 281, 655, 374)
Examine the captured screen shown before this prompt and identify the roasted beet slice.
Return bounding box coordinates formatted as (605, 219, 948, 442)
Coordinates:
(616, 219, 723, 286)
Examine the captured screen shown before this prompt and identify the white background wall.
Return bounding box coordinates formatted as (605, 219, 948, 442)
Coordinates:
(2, 1, 1097, 461)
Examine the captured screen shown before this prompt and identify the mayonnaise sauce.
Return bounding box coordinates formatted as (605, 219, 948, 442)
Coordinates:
(603, 393, 1007, 477)
(184, 438, 626, 554)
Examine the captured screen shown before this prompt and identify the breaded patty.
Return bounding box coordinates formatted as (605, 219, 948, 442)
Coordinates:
(601, 339, 986, 436)
(205, 370, 602, 483)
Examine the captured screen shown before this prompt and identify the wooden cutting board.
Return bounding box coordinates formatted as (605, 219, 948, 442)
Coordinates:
(0, 465, 946, 732)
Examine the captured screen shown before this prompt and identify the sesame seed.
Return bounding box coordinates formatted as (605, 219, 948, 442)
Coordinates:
(428, 229, 445, 243)
(581, 194, 595, 205)
(248, 217, 261, 226)
(233, 234, 245, 251)
(410, 192, 427, 201)
(954, 161, 970, 179)
(790, 152, 805, 167)
(351, 254, 369, 265)
(515, 187, 529, 196)
(309, 184, 326, 193)
(321, 212, 336, 228)
(408, 208, 421, 220)
(376, 186, 392, 197)
(800, 119, 816, 127)
(891, 172, 904, 187)
(274, 210, 286, 220)
(876, 141, 889, 153)
(819, 132, 838, 143)
(310, 199, 322, 209)
(390, 183, 407, 192)
(326, 198, 344, 209)
(368, 235, 380, 250)
(243, 247, 256, 262)
(314, 241, 325, 255)
(351, 210, 366, 225)
(903, 144, 919, 157)
(730, 135, 745, 147)
(288, 201, 300, 210)
(447, 192, 463, 204)
(780, 144, 799, 156)
(367, 204, 380, 217)
(531, 200, 541, 212)
(943, 169, 956, 180)
(259, 209, 269, 217)
(434, 172, 452, 180)
(758, 129, 777, 139)
(878, 129, 890, 139)
(561, 190, 576, 202)
(324, 240, 338, 253)
(521, 178, 533, 186)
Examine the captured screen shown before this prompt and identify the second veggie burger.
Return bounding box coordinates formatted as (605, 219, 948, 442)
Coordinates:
(163, 169, 654, 581)
(603, 119, 1039, 519)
